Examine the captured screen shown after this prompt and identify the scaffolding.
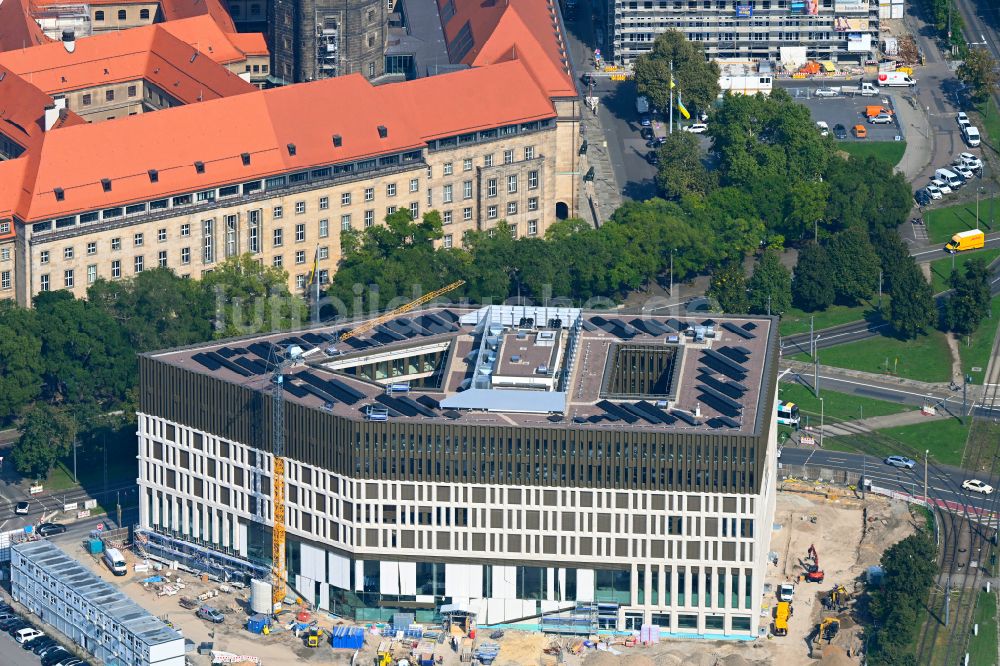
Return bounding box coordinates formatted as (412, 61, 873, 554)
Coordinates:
(539, 602, 605, 635)
(135, 529, 269, 583)
(316, 13, 340, 78)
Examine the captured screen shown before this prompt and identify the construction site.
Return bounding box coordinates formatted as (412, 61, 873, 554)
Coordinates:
(42, 483, 915, 666)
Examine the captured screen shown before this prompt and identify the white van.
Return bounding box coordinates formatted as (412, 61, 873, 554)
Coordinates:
(103, 547, 127, 576)
(934, 168, 963, 190)
(964, 126, 981, 147)
(15, 628, 44, 644)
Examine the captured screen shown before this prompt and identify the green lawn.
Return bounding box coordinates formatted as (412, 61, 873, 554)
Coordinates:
(792, 329, 953, 383)
(925, 201, 995, 244)
(778, 382, 910, 427)
(968, 591, 998, 666)
(977, 97, 1000, 151)
(836, 140, 907, 166)
(779, 299, 880, 337)
(959, 296, 1000, 385)
(825, 417, 969, 466)
(929, 248, 1000, 293)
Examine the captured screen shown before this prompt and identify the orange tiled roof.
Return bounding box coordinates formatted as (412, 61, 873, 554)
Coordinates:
(0, 18, 256, 103)
(226, 32, 268, 57)
(0, 65, 86, 153)
(437, 0, 575, 98)
(378, 60, 558, 140)
(0, 0, 51, 53)
(7, 64, 556, 222)
(158, 13, 255, 64)
(160, 0, 237, 33)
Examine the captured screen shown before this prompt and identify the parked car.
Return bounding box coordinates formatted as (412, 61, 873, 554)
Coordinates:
(953, 165, 975, 180)
(56, 659, 84, 666)
(0, 617, 26, 632)
(645, 151, 659, 166)
(885, 456, 916, 469)
(869, 113, 893, 125)
(639, 114, 652, 127)
(930, 178, 952, 195)
(962, 479, 994, 494)
(196, 606, 225, 623)
(14, 501, 29, 515)
(41, 645, 73, 666)
(37, 523, 68, 537)
(15, 627, 44, 644)
(27, 637, 56, 652)
(682, 122, 708, 134)
(959, 151, 981, 166)
(957, 111, 970, 127)
(816, 121, 830, 136)
(814, 87, 839, 97)
(914, 189, 932, 206)
(852, 124, 867, 138)
(777, 583, 795, 602)
(924, 184, 943, 200)
(5, 620, 31, 636)
(639, 127, 654, 141)
(38, 644, 68, 659)
(833, 123, 847, 139)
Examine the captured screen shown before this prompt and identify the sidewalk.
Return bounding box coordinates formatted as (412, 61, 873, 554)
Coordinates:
(579, 100, 624, 227)
(894, 89, 935, 182)
(782, 359, 958, 397)
(817, 409, 946, 436)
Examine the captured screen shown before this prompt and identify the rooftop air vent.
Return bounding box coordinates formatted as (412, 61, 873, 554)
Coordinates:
(332, 134, 342, 147)
(148, 169, 158, 183)
(241, 152, 251, 166)
(54, 187, 64, 201)
(377, 125, 388, 138)
(62, 29, 76, 54)
(189, 52, 198, 63)
(101, 178, 111, 192)
(287, 143, 296, 156)
(194, 161, 205, 173)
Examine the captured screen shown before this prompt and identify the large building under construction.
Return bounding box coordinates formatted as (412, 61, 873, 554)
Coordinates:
(136, 304, 779, 636)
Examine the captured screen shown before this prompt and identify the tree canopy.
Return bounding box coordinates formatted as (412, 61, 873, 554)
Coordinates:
(957, 47, 999, 103)
(634, 30, 721, 115)
(944, 258, 992, 335)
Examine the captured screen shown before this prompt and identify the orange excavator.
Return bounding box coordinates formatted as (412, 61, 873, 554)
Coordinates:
(805, 544, 825, 583)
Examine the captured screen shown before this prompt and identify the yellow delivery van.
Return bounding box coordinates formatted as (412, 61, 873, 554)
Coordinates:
(945, 229, 985, 253)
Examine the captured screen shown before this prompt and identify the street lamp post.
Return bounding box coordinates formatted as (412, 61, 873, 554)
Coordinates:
(924, 449, 929, 504)
(813, 334, 821, 398)
(819, 397, 825, 447)
(978, 187, 984, 227)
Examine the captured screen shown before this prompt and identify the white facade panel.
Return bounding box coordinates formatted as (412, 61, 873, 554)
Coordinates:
(329, 551, 350, 589)
(399, 561, 417, 595)
(576, 569, 595, 602)
(381, 561, 400, 595)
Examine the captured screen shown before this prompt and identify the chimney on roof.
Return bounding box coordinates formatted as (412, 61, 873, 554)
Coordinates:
(101, 178, 112, 192)
(54, 188, 65, 201)
(241, 152, 251, 166)
(286, 143, 296, 156)
(190, 52, 198, 63)
(61, 29, 76, 54)
(148, 169, 159, 183)
(332, 134, 342, 147)
(377, 125, 388, 139)
(43, 97, 67, 132)
(194, 161, 205, 174)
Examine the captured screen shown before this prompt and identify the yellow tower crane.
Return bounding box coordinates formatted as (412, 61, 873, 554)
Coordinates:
(338, 280, 465, 342)
(269, 280, 464, 607)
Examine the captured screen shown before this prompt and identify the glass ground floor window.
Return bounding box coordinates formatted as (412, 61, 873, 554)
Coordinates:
(731, 616, 752, 631)
(705, 615, 725, 631)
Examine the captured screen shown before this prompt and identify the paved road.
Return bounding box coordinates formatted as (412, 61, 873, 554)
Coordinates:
(780, 446, 997, 514)
(910, 232, 1000, 260)
(0, 481, 138, 533)
(0, 633, 45, 666)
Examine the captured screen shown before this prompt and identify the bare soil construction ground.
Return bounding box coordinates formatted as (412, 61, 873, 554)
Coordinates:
(53, 489, 916, 666)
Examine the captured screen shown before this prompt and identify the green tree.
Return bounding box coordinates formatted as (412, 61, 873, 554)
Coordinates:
(33, 291, 134, 406)
(708, 262, 749, 314)
(944, 258, 991, 335)
(824, 156, 912, 235)
(746, 250, 791, 315)
(634, 30, 721, 116)
(12, 403, 78, 480)
(0, 302, 43, 424)
(654, 131, 714, 200)
(88, 269, 213, 352)
(957, 47, 1000, 103)
(884, 262, 935, 338)
(202, 254, 308, 337)
(827, 228, 880, 304)
(792, 243, 835, 311)
(781, 180, 829, 242)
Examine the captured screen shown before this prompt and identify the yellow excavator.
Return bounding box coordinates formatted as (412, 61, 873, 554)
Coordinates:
(305, 627, 324, 648)
(824, 585, 851, 611)
(813, 617, 840, 646)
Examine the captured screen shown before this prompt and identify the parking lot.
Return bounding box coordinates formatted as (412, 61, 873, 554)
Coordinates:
(789, 87, 906, 142)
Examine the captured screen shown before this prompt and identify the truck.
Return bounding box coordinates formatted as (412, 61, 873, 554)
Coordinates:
(864, 105, 893, 119)
(635, 95, 650, 115)
(718, 75, 773, 96)
(945, 229, 985, 253)
(877, 71, 916, 87)
(773, 601, 791, 636)
(841, 82, 878, 96)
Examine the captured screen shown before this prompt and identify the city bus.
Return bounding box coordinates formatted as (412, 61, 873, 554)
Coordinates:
(776, 400, 800, 428)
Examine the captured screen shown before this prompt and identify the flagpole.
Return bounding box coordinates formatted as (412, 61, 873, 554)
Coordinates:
(669, 60, 673, 135)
